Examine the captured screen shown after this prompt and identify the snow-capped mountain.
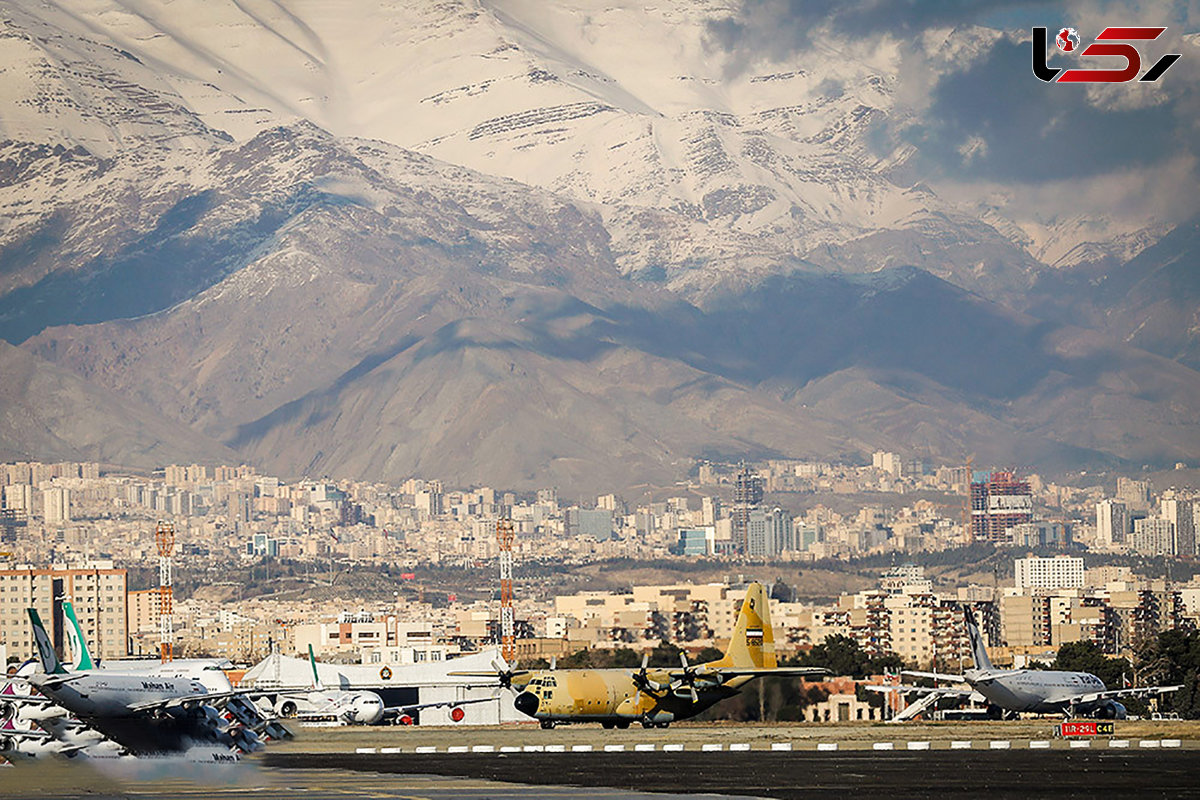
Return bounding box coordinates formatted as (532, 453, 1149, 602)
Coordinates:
(1, 1, 1198, 489)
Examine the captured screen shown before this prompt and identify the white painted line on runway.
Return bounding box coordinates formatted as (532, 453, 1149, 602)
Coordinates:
(989, 740, 1011, 750)
(355, 747, 377, 754)
(1162, 739, 1182, 748)
(906, 741, 930, 751)
(702, 744, 722, 752)
(872, 742, 893, 751)
(447, 746, 468, 754)
(571, 745, 594, 752)
(1029, 741, 1051, 749)
(817, 743, 838, 752)
(950, 740, 972, 750)
(634, 744, 656, 752)
(545, 745, 566, 752)
(379, 747, 401, 754)
(770, 742, 792, 751)
(1139, 740, 1161, 748)
(1069, 740, 1091, 748)
(1109, 740, 1129, 748)
(663, 744, 685, 752)
(500, 746, 521, 753)
(729, 743, 751, 751)
(471, 745, 495, 753)
(522, 745, 544, 753)
(604, 744, 625, 752)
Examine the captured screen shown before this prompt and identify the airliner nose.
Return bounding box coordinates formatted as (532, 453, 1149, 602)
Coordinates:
(513, 692, 539, 717)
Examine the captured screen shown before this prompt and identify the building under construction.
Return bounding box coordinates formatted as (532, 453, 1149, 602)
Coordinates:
(732, 466, 764, 553)
(970, 470, 1033, 543)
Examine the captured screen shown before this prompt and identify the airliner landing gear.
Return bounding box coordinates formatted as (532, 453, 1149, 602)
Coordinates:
(540, 720, 556, 729)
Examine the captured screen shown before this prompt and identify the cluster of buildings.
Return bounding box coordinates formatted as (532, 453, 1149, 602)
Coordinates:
(1094, 478, 1200, 556)
(0, 457, 1098, 577)
(2, 457, 1198, 673)
(3, 554, 1197, 677)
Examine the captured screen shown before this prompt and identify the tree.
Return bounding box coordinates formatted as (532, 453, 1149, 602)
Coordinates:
(1137, 629, 1200, 719)
(797, 634, 904, 678)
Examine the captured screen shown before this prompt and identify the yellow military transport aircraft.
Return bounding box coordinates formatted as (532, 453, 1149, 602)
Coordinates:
(456, 582, 824, 728)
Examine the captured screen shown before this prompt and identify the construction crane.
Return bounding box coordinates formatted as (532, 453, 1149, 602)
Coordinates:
(155, 521, 175, 662)
(496, 518, 515, 663)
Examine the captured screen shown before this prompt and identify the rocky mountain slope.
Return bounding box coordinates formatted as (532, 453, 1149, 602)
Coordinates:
(1, 1, 1197, 490)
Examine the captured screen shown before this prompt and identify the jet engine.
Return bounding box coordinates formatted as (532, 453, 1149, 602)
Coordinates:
(1094, 700, 1127, 720)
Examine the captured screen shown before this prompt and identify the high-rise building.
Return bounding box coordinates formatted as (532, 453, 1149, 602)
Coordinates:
(1132, 517, 1175, 556)
(1015, 555, 1084, 589)
(42, 486, 70, 525)
(1161, 495, 1196, 557)
(746, 507, 790, 558)
(732, 466, 764, 553)
(0, 564, 127, 662)
(1096, 499, 1128, 548)
(970, 471, 1033, 543)
(1116, 477, 1151, 511)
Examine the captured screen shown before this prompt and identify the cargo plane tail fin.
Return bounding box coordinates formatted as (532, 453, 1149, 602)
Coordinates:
(708, 582, 776, 670)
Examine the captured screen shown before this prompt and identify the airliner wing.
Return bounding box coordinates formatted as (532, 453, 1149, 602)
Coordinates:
(901, 670, 966, 683)
(384, 695, 495, 716)
(127, 688, 275, 713)
(1073, 685, 1184, 705)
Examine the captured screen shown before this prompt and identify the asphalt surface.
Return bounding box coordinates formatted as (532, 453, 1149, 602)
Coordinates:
(262, 750, 1200, 799)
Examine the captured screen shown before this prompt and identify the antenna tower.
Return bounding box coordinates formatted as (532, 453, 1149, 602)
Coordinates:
(156, 521, 175, 662)
(496, 518, 516, 662)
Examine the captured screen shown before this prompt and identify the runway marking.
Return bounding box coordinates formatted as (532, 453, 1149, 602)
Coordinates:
(545, 745, 566, 752)
(1069, 740, 1090, 748)
(603, 745, 625, 752)
(470, 746, 494, 753)
(571, 745, 593, 752)
(380, 747, 401, 754)
(1110, 740, 1129, 748)
(816, 743, 837, 751)
(1029, 741, 1050, 749)
(500, 746, 521, 753)
(989, 741, 1010, 749)
(906, 741, 929, 751)
(447, 746, 468, 753)
(1139, 740, 1161, 748)
(415, 747, 437, 754)
(1162, 739, 1182, 748)
(634, 744, 655, 752)
(522, 745, 544, 752)
(872, 743, 893, 751)
(770, 743, 791, 751)
(701, 744, 722, 751)
(662, 744, 684, 752)
(355, 748, 377, 754)
(729, 743, 750, 752)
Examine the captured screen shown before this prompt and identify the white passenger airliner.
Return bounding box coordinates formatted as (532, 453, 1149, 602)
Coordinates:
(880, 607, 1180, 720)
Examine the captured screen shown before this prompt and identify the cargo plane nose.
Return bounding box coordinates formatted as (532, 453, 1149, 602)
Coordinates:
(513, 691, 539, 717)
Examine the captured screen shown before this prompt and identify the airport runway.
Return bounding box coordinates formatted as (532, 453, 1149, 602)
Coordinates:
(263, 749, 1200, 799)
